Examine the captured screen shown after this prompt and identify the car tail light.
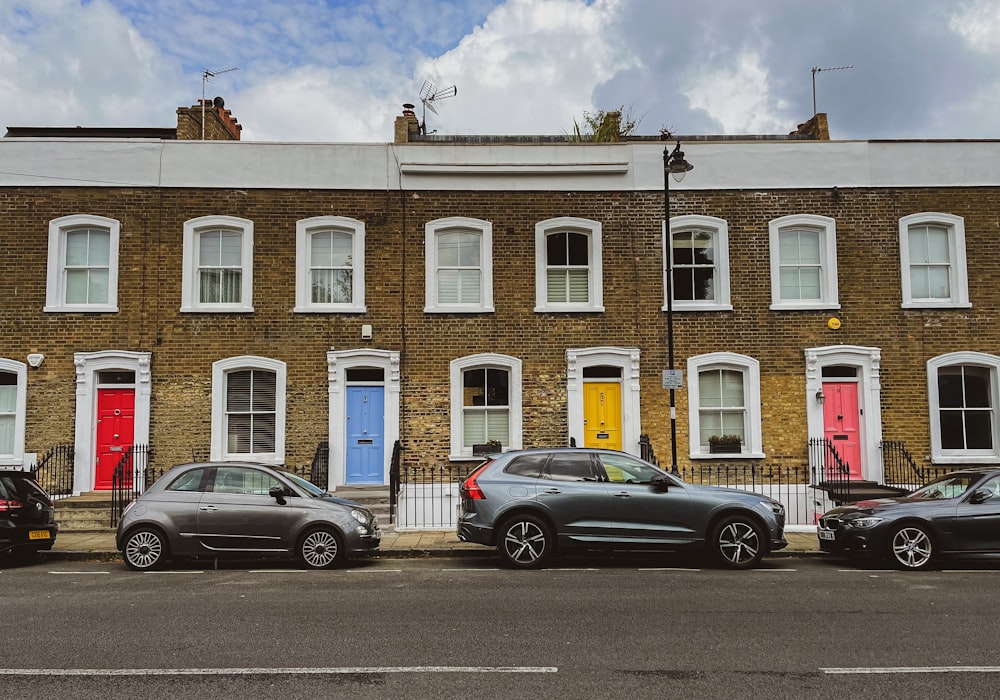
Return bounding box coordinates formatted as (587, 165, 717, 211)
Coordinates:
(461, 461, 492, 500)
(0, 499, 24, 512)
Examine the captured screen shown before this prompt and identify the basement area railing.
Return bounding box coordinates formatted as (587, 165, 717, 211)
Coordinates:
(29, 445, 75, 501)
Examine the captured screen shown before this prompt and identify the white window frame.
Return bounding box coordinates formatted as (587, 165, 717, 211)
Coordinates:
(211, 356, 286, 465)
(535, 217, 604, 313)
(294, 216, 366, 313)
(899, 213, 970, 309)
(424, 217, 494, 313)
(927, 351, 1000, 463)
(45, 214, 120, 313)
(0, 359, 27, 467)
(664, 215, 732, 311)
(181, 216, 254, 312)
(687, 352, 764, 459)
(449, 354, 522, 460)
(769, 214, 840, 310)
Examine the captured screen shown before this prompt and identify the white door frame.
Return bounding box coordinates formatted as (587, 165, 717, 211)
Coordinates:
(805, 345, 883, 482)
(327, 349, 400, 490)
(72, 350, 151, 495)
(566, 347, 641, 456)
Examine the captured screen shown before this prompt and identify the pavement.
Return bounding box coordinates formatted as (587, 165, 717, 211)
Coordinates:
(43, 527, 821, 561)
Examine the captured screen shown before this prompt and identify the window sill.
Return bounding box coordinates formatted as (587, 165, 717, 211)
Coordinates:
(930, 452, 1000, 464)
(690, 451, 765, 460)
(181, 306, 255, 313)
(425, 306, 495, 314)
(663, 303, 734, 312)
(449, 453, 490, 462)
(44, 305, 119, 313)
(534, 305, 605, 314)
(293, 305, 367, 314)
(901, 301, 972, 310)
(769, 302, 841, 311)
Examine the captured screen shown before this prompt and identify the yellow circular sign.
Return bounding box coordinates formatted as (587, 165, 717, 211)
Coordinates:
(827, 317, 842, 330)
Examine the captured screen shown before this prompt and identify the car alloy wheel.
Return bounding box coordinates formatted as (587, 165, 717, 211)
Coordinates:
(889, 524, 934, 570)
(712, 516, 764, 569)
(499, 515, 552, 569)
(299, 528, 343, 569)
(123, 528, 167, 571)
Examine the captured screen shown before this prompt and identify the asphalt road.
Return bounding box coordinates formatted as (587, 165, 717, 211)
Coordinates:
(3, 554, 1000, 699)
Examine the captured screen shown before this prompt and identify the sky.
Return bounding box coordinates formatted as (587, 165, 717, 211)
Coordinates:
(2, 0, 1000, 142)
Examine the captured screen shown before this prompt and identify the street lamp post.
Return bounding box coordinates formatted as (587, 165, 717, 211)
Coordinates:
(663, 140, 693, 475)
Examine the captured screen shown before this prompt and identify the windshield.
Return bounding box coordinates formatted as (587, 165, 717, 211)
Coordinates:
(909, 473, 981, 500)
(278, 471, 325, 497)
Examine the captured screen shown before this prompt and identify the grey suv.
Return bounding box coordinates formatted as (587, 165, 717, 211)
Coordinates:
(457, 448, 786, 569)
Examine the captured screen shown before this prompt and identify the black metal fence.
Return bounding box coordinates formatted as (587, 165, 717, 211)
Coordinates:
(29, 445, 75, 500)
(678, 463, 821, 525)
(110, 444, 158, 527)
(394, 461, 479, 529)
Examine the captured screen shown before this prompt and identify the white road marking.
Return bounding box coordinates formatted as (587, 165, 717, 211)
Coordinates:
(638, 567, 702, 572)
(441, 568, 502, 572)
(823, 666, 1000, 675)
(247, 569, 310, 574)
(347, 569, 402, 573)
(0, 666, 558, 676)
(143, 570, 204, 575)
(48, 571, 109, 575)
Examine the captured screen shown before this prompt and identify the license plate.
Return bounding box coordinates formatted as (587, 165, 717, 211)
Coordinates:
(817, 529, 836, 541)
(28, 530, 51, 540)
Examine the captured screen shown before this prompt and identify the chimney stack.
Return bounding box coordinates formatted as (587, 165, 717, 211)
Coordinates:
(176, 97, 242, 140)
(394, 103, 421, 143)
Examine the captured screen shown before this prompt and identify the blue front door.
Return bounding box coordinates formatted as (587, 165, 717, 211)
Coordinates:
(346, 386, 385, 484)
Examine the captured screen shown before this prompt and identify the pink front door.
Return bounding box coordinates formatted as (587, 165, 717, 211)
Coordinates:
(822, 382, 863, 480)
(95, 389, 135, 490)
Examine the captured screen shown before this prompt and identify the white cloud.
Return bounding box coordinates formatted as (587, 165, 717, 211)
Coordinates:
(950, 0, 1000, 52)
(682, 51, 791, 135)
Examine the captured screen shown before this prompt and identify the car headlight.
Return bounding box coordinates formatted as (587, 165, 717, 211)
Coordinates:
(350, 509, 369, 525)
(759, 500, 784, 517)
(847, 516, 883, 529)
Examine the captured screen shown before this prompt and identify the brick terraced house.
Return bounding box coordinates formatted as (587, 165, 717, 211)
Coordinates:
(2, 101, 999, 525)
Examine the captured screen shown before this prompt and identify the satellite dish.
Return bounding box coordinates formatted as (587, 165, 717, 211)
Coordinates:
(417, 80, 457, 134)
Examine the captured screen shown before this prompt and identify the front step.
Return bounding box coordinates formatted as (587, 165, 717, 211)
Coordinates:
(55, 493, 115, 532)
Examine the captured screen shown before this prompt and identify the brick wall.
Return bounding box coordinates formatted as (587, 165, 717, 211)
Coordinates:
(3, 183, 999, 473)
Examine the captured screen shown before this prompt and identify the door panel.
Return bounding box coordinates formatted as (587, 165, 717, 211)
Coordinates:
(346, 386, 385, 484)
(95, 389, 135, 490)
(583, 383, 622, 451)
(822, 382, 862, 480)
(197, 467, 291, 552)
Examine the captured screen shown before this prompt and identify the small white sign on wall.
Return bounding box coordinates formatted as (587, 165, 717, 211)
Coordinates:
(662, 369, 684, 389)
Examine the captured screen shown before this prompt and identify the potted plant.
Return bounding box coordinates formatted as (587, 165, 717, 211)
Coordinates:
(708, 434, 742, 454)
(472, 439, 503, 456)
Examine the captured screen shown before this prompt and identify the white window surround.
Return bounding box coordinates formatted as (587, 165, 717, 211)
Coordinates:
(45, 214, 120, 313)
(211, 356, 286, 465)
(687, 352, 764, 459)
(0, 359, 27, 467)
(326, 349, 400, 490)
(663, 215, 732, 311)
(181, 215, 254, 312)
(72, 350, 152, 495)
(535, 217, 604, 313)
(768, 214, 840, 310)
(899, 212, 970, 309)
(566, 347, 642, 457)
(424, 217, 494, 313)
(294, 216, 366, 313)
(927, 351, 1000, 464)
(449, 354, 522, 460)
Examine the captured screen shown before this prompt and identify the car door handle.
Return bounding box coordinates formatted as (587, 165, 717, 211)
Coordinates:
(542, 488, 562, 495)
(199, 505, 218, 512)
(613, 492, 632, 498)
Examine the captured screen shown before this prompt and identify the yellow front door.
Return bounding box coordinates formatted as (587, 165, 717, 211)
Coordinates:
(583, 382, 622, 450)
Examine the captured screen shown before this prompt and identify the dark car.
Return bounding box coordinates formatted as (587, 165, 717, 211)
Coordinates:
(1, 470, 59, 560)
(116, 462, 380, 570)
(817, 468, 1000, 570)
(457, 448, 787, 569)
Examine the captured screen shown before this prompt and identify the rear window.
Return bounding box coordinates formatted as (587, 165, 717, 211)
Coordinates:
(166, 467, 209, 492)
(503, 454, 547, 479)
(543, 453, 596, 482)
(0, 473, 47, 501)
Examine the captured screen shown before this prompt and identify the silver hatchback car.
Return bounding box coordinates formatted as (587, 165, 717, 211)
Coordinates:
(116, 462, 380, 570)
(457, 448, 787, 569)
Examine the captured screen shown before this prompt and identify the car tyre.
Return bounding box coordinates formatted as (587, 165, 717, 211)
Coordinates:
(710, 515, 764, 569)
(298, 527, 344, 569)
(498, 514, 553, 569)
(888, 523, 934, 570)
(122, 527, 168, 571)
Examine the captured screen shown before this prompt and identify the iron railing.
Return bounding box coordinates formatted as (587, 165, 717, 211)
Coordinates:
(679, 463, 819, 525)
(110, 444, 154, 527)
(29, 445, 75, 500)
(639, 434, 659, 466)
(394, 461, 478, 529)
(388, 440, 402, 523)
(309, 441, 330, 491)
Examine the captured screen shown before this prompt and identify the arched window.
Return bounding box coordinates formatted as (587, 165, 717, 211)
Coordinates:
(295, 216, 366, 313)
(182, 216, 254, 312)
(45, 215, 120, 312)
(535, 218, 603, 312)
(425, 217, 493, 313)
(928, 352, 1000, 462)
(687, 352, 763, 459)
(212, 356, 286, 464)
(450, 354, 522, 459)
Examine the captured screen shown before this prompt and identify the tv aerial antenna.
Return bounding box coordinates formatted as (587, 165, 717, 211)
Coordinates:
(418, 80, 457, 134)
(201, 66, 239, 139)
(811, 65, 852, 115)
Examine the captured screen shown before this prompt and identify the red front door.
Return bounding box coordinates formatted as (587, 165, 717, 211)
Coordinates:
(822, 382, 862, 480)
(95, 389, 135, 490)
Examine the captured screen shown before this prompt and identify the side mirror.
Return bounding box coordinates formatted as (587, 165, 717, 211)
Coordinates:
(269, 486, 287, 505)
(650, 475, 670, 492)
(968, 487, 994, 505)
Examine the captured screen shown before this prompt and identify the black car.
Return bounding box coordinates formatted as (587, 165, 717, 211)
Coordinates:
(817, 468, 1000, 570)
(457, 448, 787, 569)
(0, 470, 59, 560)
